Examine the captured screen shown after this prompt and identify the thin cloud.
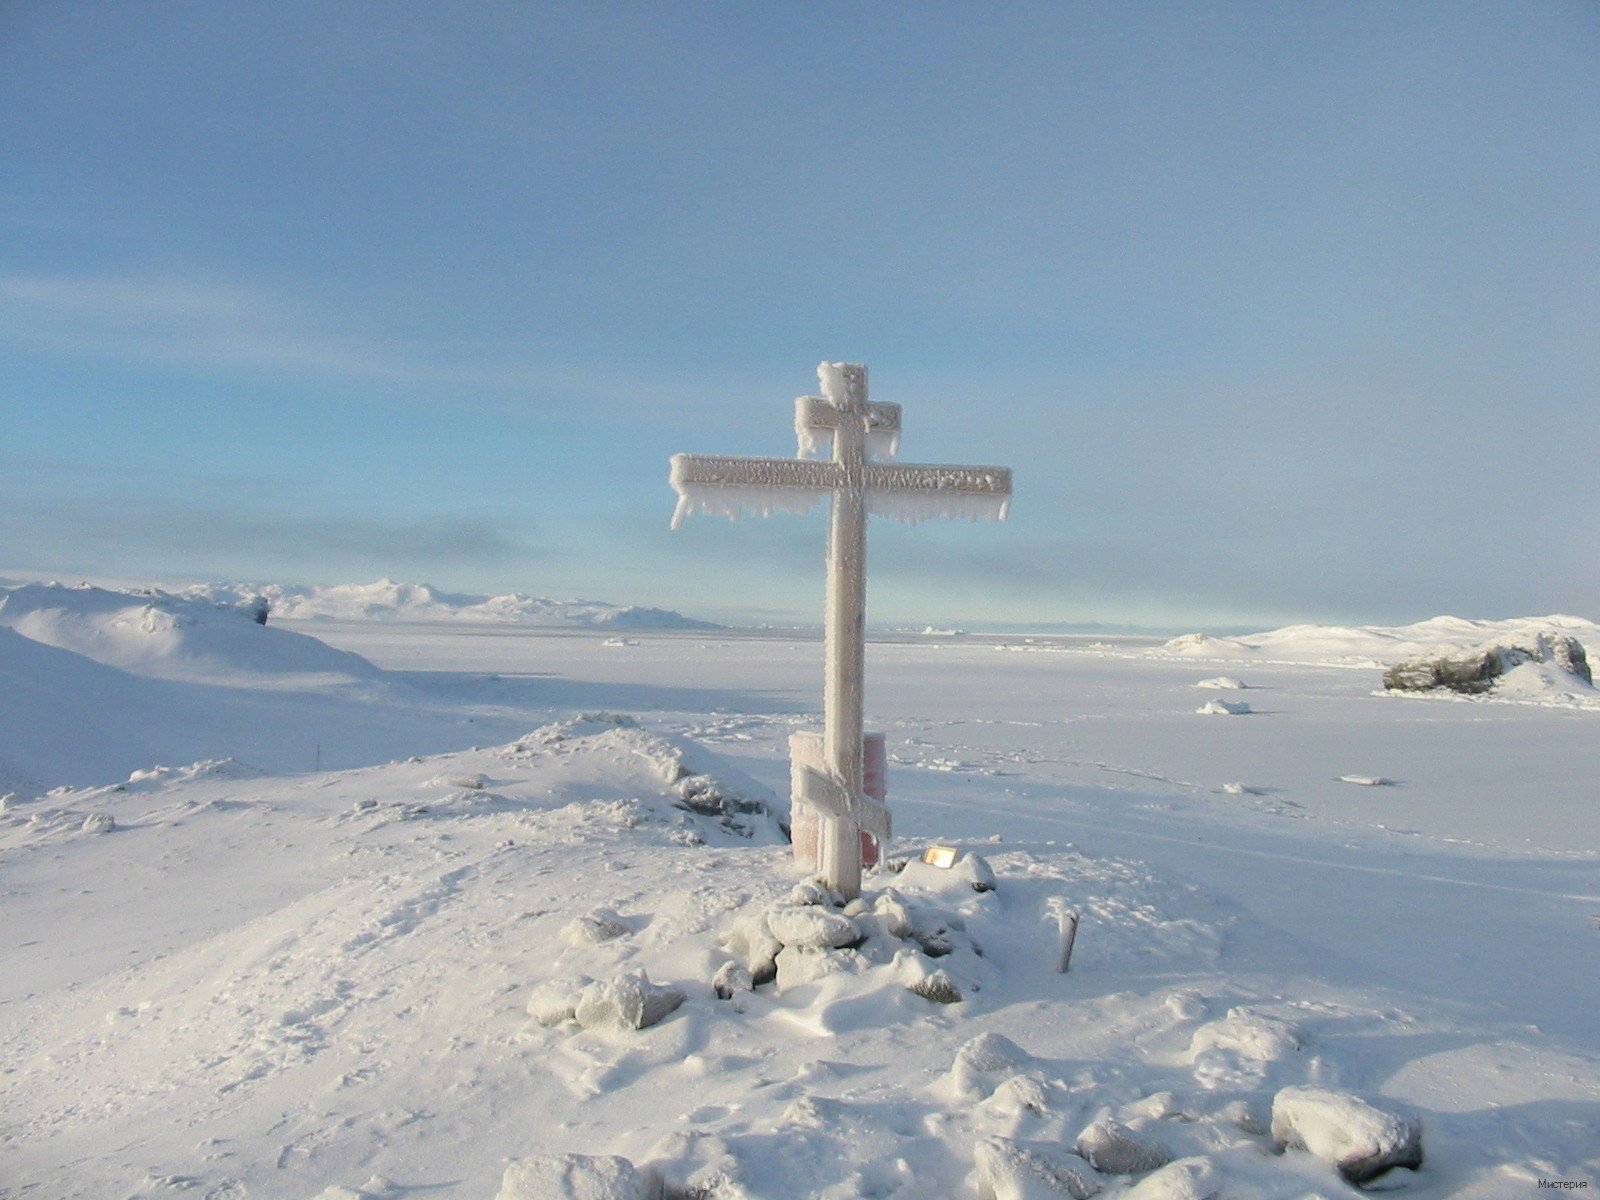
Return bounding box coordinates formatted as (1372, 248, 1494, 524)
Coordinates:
(4, 492, 538, 571)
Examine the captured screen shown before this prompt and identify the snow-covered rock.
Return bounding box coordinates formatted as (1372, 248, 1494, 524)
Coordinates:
(572, 970, 685, 1032)
(895, 850, 997, 894)
(1270, 1085, 1423, 1185)
(1193, 676, 1245, 690)
(974, 1136, 1102, 1200)
(765, 905, 862, 950)
(1189, 1009, 1305, 1090)
(1384, 632, 1591, 694)
(80, 812, 115, 834)
(952, 1032, 1036, 1099)
(496, 1153, 660, 1200)
(561, 907, 631, 945)
(1121, 1157, 1221, 1200)
(1074, 1117, 1172, 1175)
(1195, 698, 1250, 716)
(906, 967, 963, 1004)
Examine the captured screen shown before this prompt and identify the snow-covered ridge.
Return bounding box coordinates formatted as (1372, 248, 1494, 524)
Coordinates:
(0, 582, 381, 685)
(182, 578, 720, 630)
(1159, 613, 1599, 669)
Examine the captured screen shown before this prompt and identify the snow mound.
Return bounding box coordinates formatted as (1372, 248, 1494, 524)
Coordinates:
(513, 713, 787, 844)
(185, 578, 720, 630)
(1193, 676, 1245, 690)
(1195, 698, 1251, 716)
(0, 583, 381, 686)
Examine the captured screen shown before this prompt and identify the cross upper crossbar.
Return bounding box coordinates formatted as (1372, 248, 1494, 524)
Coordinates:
(668, 454, 1011, 528)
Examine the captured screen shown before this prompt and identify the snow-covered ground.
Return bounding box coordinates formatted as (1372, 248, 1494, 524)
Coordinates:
(2, 591, 1597, 1198)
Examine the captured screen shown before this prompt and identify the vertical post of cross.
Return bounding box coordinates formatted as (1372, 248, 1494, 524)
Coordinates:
(819, 362, 868, 899)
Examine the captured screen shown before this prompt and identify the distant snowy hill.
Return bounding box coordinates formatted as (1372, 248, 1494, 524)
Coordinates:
(0, 583, 381, 687)
(182, 578, 721, 630)
(1159, 613, 1599, 668)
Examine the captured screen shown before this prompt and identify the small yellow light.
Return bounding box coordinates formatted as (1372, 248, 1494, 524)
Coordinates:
(922, 844, 958, 869)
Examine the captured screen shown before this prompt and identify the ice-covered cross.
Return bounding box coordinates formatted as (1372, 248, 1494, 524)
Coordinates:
(669, 362, 1012, 899)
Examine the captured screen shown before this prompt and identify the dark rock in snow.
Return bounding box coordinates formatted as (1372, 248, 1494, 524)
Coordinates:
(907, 968, 963, 1004)
(1384, 633, 1591, 694)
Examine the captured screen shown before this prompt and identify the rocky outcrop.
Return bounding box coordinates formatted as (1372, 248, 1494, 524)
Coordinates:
(1384, 633, 1590, 694)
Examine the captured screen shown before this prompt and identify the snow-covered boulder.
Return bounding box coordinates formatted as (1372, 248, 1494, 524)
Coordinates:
(765, 904, 862, 950)
(1074, 1117, 1172, 1175)
(1384, 632, 1591, 694)
(1188, 1008, 1305, 1089)
(496, 1153, 660, 1200)
(1121, 1157, 1220, 1200)
(80, 812, 115, 834)
(1270, 1086, 1422, 1185)
(974, 1137, 1102, 1200)
(1194, 676, 1245, 690)
(562, 907, 631, 945)
(951, 1032, 1035, 1099)
(895, 850, 997, 894)
(572, 970, 685, 1031)
(906, 967, 963, 1004)
(712, 960, 752, 999)
(526, 978, 589, 1027)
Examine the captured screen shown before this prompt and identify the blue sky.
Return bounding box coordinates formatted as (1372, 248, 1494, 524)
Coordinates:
(3, 2, 1596, 628)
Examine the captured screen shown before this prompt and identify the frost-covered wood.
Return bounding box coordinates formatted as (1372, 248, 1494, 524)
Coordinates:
(669, 361, 1013, 898)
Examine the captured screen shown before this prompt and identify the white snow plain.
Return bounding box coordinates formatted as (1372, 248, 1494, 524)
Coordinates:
(2, 589, 1597, 1199)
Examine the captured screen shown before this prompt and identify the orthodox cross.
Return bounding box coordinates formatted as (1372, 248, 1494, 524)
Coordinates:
(669, 362, 1012, 899)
